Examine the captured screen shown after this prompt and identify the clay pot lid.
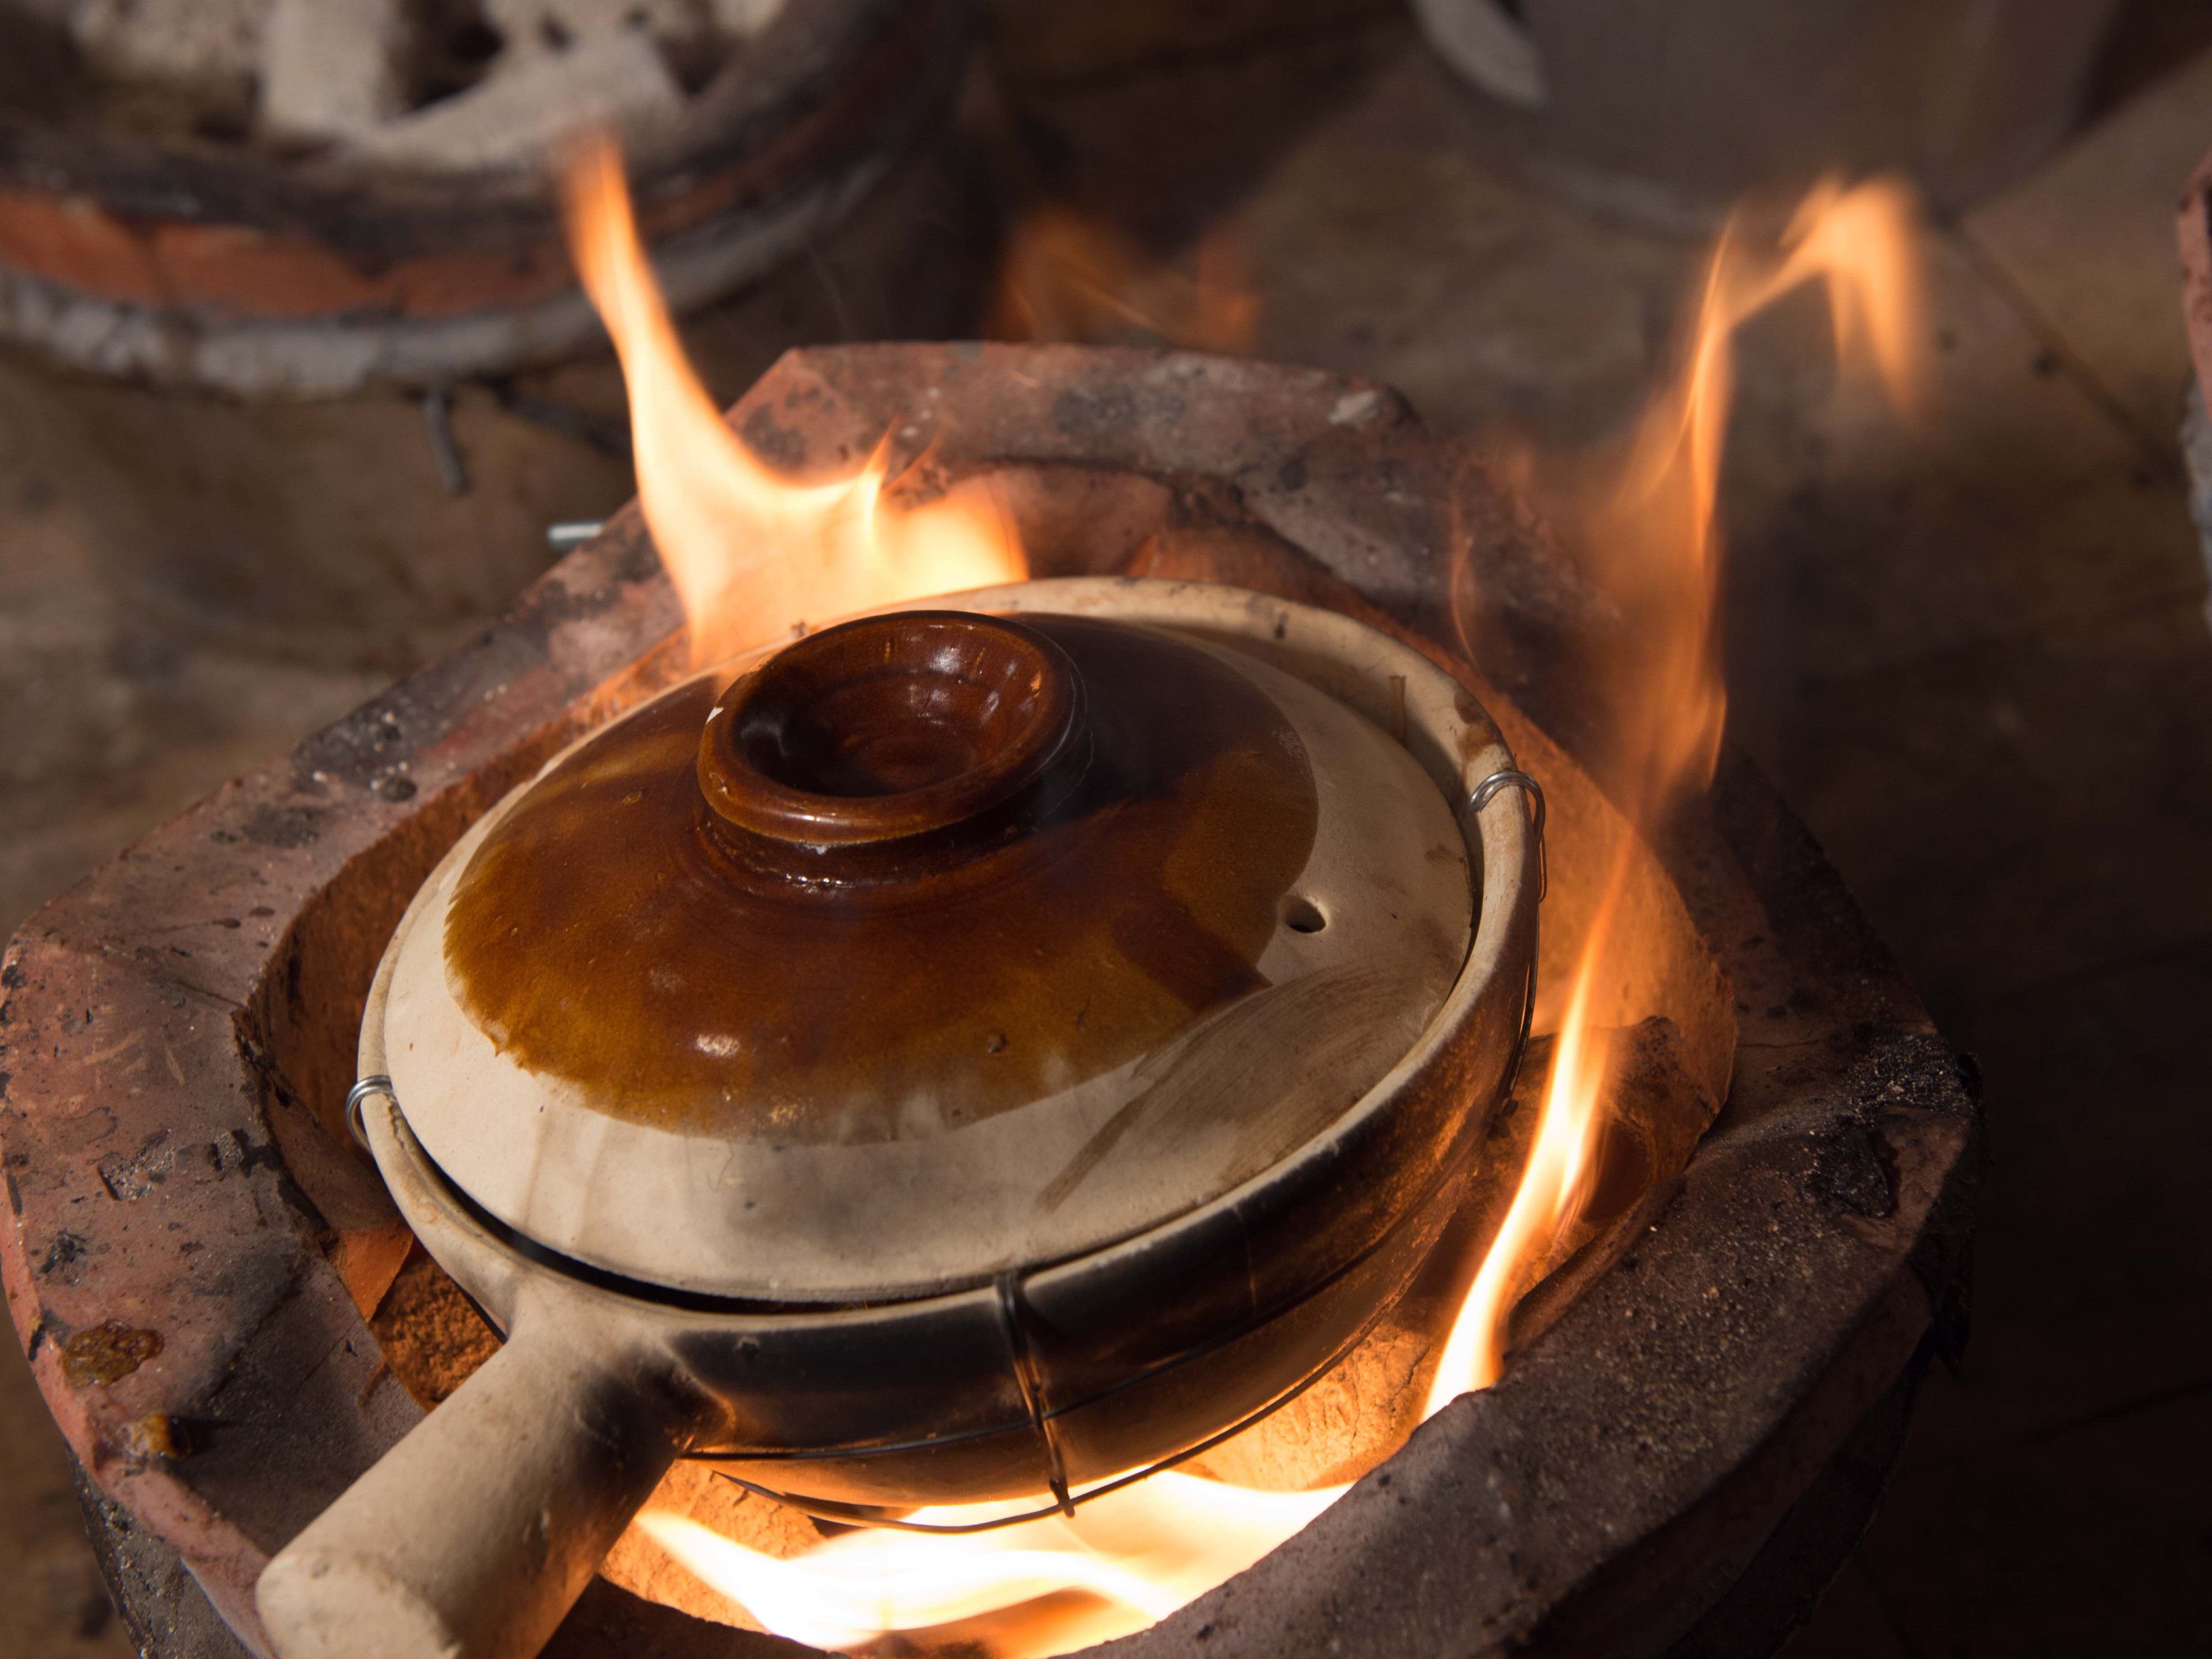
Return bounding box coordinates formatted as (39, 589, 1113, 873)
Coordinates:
(695, 611, 1086, 851)
(374, 588, 1479, 1302)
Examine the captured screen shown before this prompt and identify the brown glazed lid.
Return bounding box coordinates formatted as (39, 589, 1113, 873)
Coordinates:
(376, 587, 1475, 1301)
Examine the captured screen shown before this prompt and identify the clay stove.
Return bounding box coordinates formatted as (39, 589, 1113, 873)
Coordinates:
(0, 0, 967, 396)
(0, 343, 1977, 1659)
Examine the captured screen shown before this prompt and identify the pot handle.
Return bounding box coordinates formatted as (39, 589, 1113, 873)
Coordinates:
(256, 1308, 688, 1659)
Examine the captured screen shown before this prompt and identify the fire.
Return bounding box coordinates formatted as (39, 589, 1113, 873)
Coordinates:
(560, 137, 1024, 668)
(566, 132, 1918, 1656)
(1425, 176, 1923, 1408)
(988, 204, 1258, 353)
(641, 1475, 1342, 1657)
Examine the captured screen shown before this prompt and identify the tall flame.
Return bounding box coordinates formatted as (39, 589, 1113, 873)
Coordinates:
(561, 137, 1024, 667)
(566, 141, 1918, 1656)
(1424, 176, 1923, 1410)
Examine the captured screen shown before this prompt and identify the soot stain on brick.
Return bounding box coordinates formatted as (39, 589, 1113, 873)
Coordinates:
(291, 706, 409, 791)
(1805, 1119, 1899, 1219)
(1052, 382, 1141, 443)
(226, 1128, 283, 1177)
(241, 804, 324, 850)
(741, 404, 809, 469)
(40, 1230, 89, 1277)
(611, 527, 662, 588)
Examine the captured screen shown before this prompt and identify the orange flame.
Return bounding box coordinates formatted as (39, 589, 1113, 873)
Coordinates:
(570, 139, 1918, 1654)
(1425, 176, 1923, 1410)
(988, 204, 1259, 353)
(641, 1475, 1342, 1657)
(560, 137, 1024, 668)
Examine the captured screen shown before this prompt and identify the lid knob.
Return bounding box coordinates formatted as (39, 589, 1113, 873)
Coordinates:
(697, 612, 1087, 850)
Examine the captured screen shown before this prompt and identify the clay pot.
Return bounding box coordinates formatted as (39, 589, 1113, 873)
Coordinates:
(256, 577, 1541, 1659)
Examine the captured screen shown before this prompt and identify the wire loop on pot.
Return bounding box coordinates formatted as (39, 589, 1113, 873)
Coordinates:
(346, 1075, 396, 1152)
(1464, 768, 1546, 901)
(1465, 766, 1544, 1151)
(997, 1270, 1077, 1517)
(706, 1333, 1357, 1534)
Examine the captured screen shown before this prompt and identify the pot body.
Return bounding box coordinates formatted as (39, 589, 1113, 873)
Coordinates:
(362, 1041, 1490, 1511)
(260, 578, 1537, 1659)
(360, 578, 1539, 1508)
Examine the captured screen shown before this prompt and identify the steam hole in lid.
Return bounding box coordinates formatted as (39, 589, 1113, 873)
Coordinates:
(1284, 896, 1328, 934)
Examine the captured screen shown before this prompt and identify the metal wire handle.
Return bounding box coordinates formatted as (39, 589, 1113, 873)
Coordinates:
(997, 1270, 1077, 1517)
(346, 1075, 395, 1152)
(706, 1319, 1359, 1535)
(1465, 767, 1546, 900)
(1463, 766, 1546, 1101)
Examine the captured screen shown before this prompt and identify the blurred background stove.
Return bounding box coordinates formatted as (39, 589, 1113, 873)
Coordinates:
(4, 1, 2211, 1657)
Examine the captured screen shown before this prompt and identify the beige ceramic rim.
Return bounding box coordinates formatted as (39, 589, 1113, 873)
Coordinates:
(360, 578, 1533, 1302)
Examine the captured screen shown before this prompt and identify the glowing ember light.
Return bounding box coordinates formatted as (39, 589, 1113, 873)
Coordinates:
(560, 136, 1024, 668)
(568, 132, 1919, 1656)
(640, 1475, 1343, 1657)
(988, 204, 1259, 353)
